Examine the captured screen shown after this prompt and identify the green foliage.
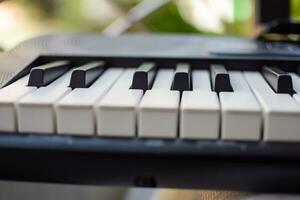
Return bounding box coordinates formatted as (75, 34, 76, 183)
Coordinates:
(142, 2, 200, 33)
(291, 0, 300, 20)
(233, 0, 252, 22)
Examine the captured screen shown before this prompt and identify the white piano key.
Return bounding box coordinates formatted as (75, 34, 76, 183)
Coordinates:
(96, 68, 143, 137)
(151, 69, 174, 89)
(16, 71, 73, 134)
(291, 73, 300, 104)
(138, 69, 180, 138)
(244, 72, 300, 142)
(97, 90, 143, 137)
(229, 71, 253, 91)
(56, 68, 123, 135)
(138, 90, 179, 138)
(291, 73, 300, 93)
(0, 75, 36, 132)
(181, 92, 219, 139)
(5, 74, 31, 89)
(110, 68, 136, 90)
(180, 70, 220, 139)
(220, 71, 261, 141)
(192, 70, 212, 90)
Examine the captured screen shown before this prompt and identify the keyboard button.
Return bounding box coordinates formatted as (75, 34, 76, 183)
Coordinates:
(220, 71, 261, 141)
(56, 68, 123, 135)
(245, 72, 300, 141)
(69, 61, 105, 88)
(17, 71, 73, 133)
(131, 62, 156, 91)
(180, 70, 219, 139)
(262, 66, 294, 95)
(138, 69, 179, 138)
(210, 64, 233, 93)
(96, 69, 143, 137)
(171, 63, 191, 91)
(0, 75, 36, 132)
(28, 61, 70, 87)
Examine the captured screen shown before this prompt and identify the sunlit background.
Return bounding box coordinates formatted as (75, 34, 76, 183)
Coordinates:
(1, 0, 300, 50)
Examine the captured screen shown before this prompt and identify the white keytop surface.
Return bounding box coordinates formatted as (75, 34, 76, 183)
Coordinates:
(290, 73, 300, 103)
(220, 71, 261, 141)
(180, 70, 220, 139)
(56, 68, 123, 135)
(0, 75, 36, 132)
(96, 68, 143, 137)
(16, 71, 73, 133)
(244, 72, 300, 141)
(291, 73, 300, 93)
(138, 69, 180, 138)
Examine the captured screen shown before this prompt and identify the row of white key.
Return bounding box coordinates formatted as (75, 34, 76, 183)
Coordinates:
(17, 71, 73, 133)
(0, 75, 36, 132)
(181, 70, 261, 140)
(244, 72, 300, 141)
(1, 67, 300, 142)
(57, 68, 123, 135)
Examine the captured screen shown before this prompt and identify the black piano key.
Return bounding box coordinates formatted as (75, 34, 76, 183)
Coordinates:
(262, 66, 294, 95)
(69, 61, 105, 88)
(28, 61, 70, 87)
(210, 64, 233, 93)
(131, 62, 156, 91)
(171, 63, 191, 91)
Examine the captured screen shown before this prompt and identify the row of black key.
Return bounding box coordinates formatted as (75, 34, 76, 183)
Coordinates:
(28, 61, 106, 89)
(27, 61, 295, 95)
(131, 64, 296, 94)
(27, 61, 232, 92)
(130, 63, 233, 93)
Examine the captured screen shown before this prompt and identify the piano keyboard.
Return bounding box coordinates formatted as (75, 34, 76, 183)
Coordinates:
(1, 34, 300, 192)
(1, 61, 300, 142)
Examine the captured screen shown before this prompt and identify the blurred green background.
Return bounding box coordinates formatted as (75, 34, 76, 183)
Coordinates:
(0, 0, 300, 50)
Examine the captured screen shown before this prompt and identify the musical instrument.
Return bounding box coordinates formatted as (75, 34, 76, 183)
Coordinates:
(0, 34, 300, 192)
